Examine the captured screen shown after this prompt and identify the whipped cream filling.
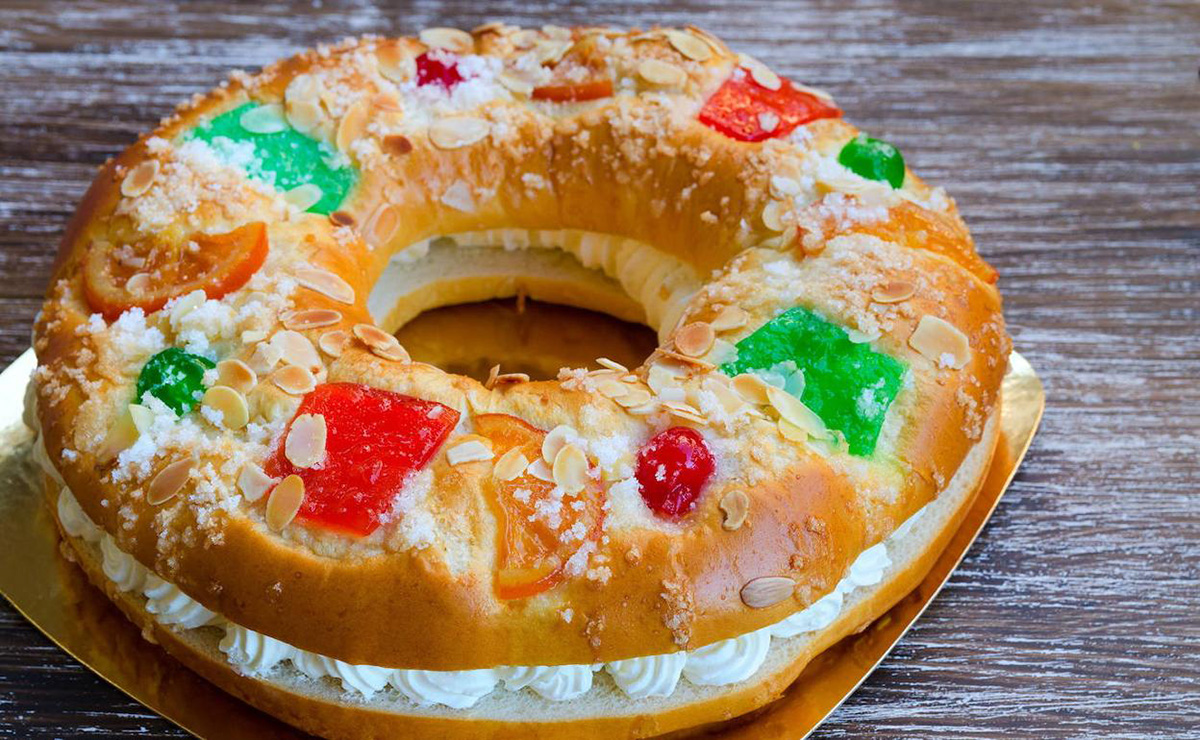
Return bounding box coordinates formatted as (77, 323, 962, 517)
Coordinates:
(53, 483, 925, 708)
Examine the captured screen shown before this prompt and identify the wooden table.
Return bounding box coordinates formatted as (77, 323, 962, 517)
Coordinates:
(1, 1, 1196, 736)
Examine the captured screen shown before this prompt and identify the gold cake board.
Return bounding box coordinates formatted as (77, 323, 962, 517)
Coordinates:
(0, 345, 1043, 739)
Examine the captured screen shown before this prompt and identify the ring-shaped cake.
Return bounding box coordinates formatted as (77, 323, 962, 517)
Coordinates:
(31, 23, 1010, 738)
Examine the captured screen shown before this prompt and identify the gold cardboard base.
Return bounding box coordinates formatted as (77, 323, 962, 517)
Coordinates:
(0, 338, 1043, 739)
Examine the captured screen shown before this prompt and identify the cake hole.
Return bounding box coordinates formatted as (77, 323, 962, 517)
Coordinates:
(395, 298, 657, 383)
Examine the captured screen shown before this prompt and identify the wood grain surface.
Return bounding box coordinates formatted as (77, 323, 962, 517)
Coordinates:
(1, 1, 1197, 737)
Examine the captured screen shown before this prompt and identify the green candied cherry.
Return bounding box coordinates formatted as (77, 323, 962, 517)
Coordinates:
(188, 102, 357, 215)
(136, 348, 215, 416)
(721, 306, 906, 457)
(837, 134, 906, 189)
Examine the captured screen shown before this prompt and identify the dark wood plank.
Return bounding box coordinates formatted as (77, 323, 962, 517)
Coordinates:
(1, 0, 1197, 737)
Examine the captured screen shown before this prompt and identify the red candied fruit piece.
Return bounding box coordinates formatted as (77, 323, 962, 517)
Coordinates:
(635, 427, 715, 518)
(264, 383, 459, 536)
(415, 51, 463, 89)
(699, 68, 841, 142)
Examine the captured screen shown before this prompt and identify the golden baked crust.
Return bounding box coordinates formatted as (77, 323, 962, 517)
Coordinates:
(32, 20, 1008, 694)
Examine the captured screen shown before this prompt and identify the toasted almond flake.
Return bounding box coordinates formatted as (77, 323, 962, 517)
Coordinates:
(845, 327, 881, 344)
(597, 378, 630, 399)
(121, 160, 159, 198)
(382, 134, 413, 155)
(769, 175, 802, 198)
(638, 58, 688, 87)
(271, 364, 316, 395)
(429, 117, 490, 150)
(170, 289, 206, 325)
(242, 329, 269, 344)
(447, 438, 493, 465)
(125, 272, 152, 293)
(511, 29, 538, 49)
(365, 204, 400, 248)
(534, 38, 572, 64)
(596, 357, 628, 372)
(284, 183, 323, 212)
(128, 403, 154, 434)
(376, 45, 414, 82)
(273, 330, 322, 373)
(552, 444, 588, 494)
(203, 385, 250, 429)
(719, 490, 749, 530)
(485, 364, 529, 389)
(295, 267, 355, 305)
(284, 308, 342, 331)
(240, 103, 287, 134)
(625, 401, 660, 416)
(662, 400, 707, 425)
(352, 323, 395, 351)
(745, 58, 782, 91)
(704, 376, 747, 415)
(420, 27, 473, 53)
(615, 386, 653, 408)
(286, 413, 327, 468)
(665, 29, 712, 61)
(336, 99, 370, 153)
(317, 329, 349, 358)
(285, 99, 322, 135)
(732, 373, 772, 405)
(527, 458, 554, 482)
(266, 475, 305, 531)
(493, 448, 529, 481)
(329, 210, 355, 227)
(237, 462, 275, 502)
(247, 341, 283, 375)
(497, 71, 534, 96)
(741, 575, 795, 608)
(655, 348, 716, 370)
(761, 200, 786, 232)
(710, 306, 749, 332)
(777, 418, 808, 443)
(97, 407, 140, 463)
(872, 280, 917, 304)
(675, 321, 715, 357)
(542, 425, 576, 463)
(766, 385, 828, 438)
(909, 315, 972, 369)
(147, 458, 193, 505)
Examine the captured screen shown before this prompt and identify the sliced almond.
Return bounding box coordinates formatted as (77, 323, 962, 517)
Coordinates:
(527, 458, 555, 482)
(271, 364, 316, 395)
(129, 403, 154, 434)
(552, 444, 588, 494)
(542, 425, 576, 464)
(872, 280, 916, 304)
(709, 306, 749, 332)
(493, 447, 529, 481)
(295, 267, 355, 305)
(336, 99, 370, 153)
(121, 160, 159, 198)
(125, 272, 152, 293)
(352, 323, 409, 362)
(655, 348, 716, 370)
(744, 58, 781, 91)
(766, 385, 828, 439)
(382, 134, 413, 156)
(740, 575, 795, 608)
(665, 29, 712, 61)
(365, 203, 400, 249)
(597, 378, 630, 399)
(272, 330, 322, 374)
(247, 340, 284, 375)
(777, 418, 808, 443)
(170, 289, 206, 326)
(674, 322, 715, 358)
(376, 44, 415, 83)
(770, 175, 802, 198)
(497, 71, 534, 96)
(614, 386, 653, 408)
(237, 462, 275, 502)
(429, 117, 490, 150)
(239, 103, 287, 134)
(732, 373, 772, 405)
(909, 315, 971, 369)
(485, 364, 529, 389)
(719, 489, 749, 531)
(318, 329, 349, 358)
(285, 99, 323, 136)
(447, 438, 493, 466)
(265, 474, 305, 531)
(284, 309, 342, 332)
(216, 358, 257, 394)
(203, 385, 250, 429)
(420, 27, 473, 53)
(147, 458, 193, 505)
(638, 58, 687, 87)
(761, 200, 786, 232)
(596, 357, 628, 373)
(285, 413, 327, 468)
(97, 406, 140, 463)
(284, 183, 323, 212)
(662, 400, 707, 425)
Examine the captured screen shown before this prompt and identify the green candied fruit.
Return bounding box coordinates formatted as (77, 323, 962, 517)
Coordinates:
(137, 348, 215, 416)
(188, 102, 357, 215)
(721, 306, 905, 456)
(837, 134, 905, 189)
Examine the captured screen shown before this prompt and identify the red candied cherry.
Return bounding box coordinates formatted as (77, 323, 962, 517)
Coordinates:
(415, 51, 463, 89)
(635, 427, 715, 518)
